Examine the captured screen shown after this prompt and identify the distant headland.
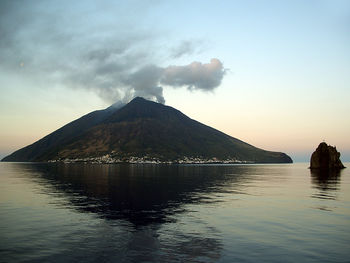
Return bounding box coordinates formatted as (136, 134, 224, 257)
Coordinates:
(2, 97, 292, 164)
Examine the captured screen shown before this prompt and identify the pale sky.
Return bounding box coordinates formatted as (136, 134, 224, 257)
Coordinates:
(1, 0, 349, 161)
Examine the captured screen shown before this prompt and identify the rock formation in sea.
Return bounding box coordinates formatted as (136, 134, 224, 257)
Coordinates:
(310, 142, 345, 169)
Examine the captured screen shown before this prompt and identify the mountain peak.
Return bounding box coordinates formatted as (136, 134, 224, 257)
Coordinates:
(130, 96, 147, 103)
(2, 98, 292, 163)
(106, 97, 153, 113)
(104, 96, 182, 124)
(127, 96, 162, 108)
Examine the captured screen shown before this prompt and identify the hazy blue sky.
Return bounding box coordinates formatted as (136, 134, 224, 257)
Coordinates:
(1, 0, 349, 161)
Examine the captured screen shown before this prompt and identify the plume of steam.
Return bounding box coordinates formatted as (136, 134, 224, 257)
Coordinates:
(122, 65, 165, 104)
(170, 41, 195, 58)
(161, 59, 225, 91)
(119, 59, 226, 104)
(0, 1, 226, 105)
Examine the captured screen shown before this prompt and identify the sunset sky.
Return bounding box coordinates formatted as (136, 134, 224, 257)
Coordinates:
(1, 0, 349, 161)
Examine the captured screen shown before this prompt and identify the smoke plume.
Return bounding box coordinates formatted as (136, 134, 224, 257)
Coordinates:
(0, 1, 226, 104)
(162, 59, 225, 91)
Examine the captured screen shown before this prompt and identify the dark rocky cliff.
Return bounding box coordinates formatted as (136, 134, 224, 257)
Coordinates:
(310, 142, 345, 169)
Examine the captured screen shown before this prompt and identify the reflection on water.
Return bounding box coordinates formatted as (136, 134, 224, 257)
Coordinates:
(2, 163, 239, 262)
(1, 163, 350, 263)
(310, 169, 342, 201)
(15, 163, 255, 226)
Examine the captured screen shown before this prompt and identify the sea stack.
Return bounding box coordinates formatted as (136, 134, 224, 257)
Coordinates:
(310, 142, 345, 169)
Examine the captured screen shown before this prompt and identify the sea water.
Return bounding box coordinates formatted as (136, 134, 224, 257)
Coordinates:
(0, 162, 349, 262)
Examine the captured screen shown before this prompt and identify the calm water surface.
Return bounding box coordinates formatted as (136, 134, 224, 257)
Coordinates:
(0, 162, 349, 262)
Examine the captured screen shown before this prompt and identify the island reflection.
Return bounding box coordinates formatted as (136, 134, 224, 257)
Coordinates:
(310, 168, 342, 201)
(8, 162, 258, 262)
(18, 163, 254, 227)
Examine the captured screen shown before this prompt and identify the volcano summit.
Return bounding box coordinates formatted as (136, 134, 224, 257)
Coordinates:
(2, 97, 292, 164)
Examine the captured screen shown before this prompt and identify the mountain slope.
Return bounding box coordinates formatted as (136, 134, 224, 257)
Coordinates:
(1, 104, 123, 162)
(2, 97, 292, 163)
